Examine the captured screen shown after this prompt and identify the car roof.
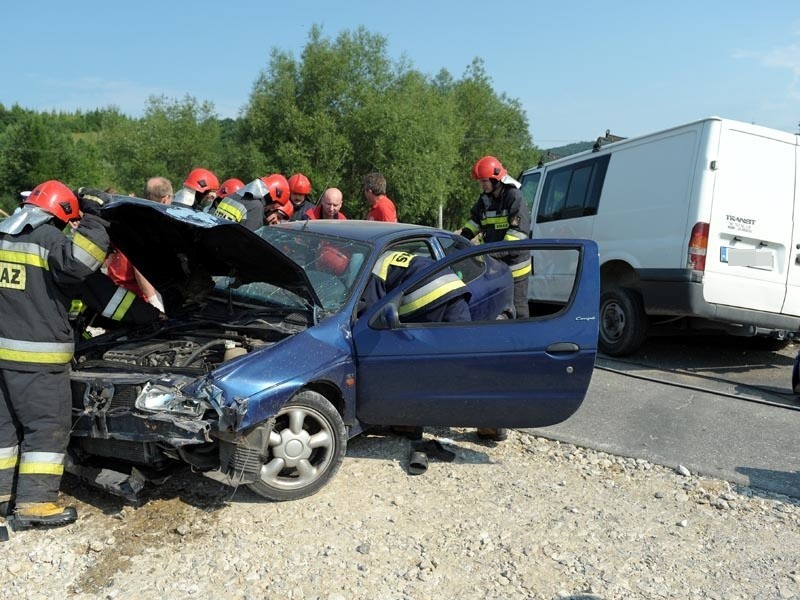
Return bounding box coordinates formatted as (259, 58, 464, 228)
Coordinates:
(277, 220, 441, 244)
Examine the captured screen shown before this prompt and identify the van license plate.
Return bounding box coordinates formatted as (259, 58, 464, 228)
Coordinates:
(721, 247, 773, 269)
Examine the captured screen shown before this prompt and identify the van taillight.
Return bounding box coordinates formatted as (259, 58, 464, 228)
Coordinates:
(687, 222, 709, 271)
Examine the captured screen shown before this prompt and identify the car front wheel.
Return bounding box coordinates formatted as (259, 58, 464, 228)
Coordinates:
(247, 390, 347, 502)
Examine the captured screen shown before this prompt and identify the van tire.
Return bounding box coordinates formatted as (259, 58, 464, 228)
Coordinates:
(599, 287, 647, 356)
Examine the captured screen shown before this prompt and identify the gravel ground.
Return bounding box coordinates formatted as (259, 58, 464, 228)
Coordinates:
(1, 427, 798, 600)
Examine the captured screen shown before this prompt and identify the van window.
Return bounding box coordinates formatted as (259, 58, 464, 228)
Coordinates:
(520, 172, 541, 213)
(537, 155, 610, 223)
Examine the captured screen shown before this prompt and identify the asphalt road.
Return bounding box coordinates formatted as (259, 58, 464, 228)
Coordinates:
(526, 335, 800, 499)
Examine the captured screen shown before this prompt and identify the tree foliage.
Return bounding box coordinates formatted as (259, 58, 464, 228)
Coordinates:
(98, 95, 222, 195)
(0, 26, 540, 227)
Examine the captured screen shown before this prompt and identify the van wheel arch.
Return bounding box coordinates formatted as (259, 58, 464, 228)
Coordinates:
(600, 260, 640, 293)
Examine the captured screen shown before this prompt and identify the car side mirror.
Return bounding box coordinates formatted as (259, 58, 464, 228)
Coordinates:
(380, 304, 401, 329)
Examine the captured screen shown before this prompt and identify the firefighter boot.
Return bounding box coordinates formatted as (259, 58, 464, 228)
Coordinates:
(13, 502, 78, 528)
(476, 428, 508, 442)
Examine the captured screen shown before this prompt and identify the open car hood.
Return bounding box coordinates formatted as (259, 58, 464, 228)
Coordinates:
(100, 197, 320, 308)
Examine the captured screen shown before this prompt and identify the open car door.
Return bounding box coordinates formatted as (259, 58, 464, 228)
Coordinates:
(352, 239, 599, 428)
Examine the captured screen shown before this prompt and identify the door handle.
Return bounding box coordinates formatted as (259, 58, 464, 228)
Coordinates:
(546, 342, 580, 355)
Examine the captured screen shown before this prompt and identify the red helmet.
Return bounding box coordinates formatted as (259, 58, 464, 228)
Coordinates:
(184, 168, 219, 193)
(260, 173, 291, 206)
(25, 180, 79, 222)
(471, 156, 507, 181)
(266, 197, 294, 220)
(287, 173, 312, 195)
(217, 178, 245, 199)
(316, 244, 350, 276)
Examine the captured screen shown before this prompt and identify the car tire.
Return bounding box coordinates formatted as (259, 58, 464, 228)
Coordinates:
(247, 390, 347, 502)
(599, 287, 647, 356)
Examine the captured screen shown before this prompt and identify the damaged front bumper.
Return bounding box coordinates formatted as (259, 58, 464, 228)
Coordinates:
(69, 371, 270, 500)
(70, 372, 216, 445)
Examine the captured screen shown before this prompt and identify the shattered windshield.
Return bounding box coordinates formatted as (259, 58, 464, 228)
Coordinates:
(213, 227, 372, 314)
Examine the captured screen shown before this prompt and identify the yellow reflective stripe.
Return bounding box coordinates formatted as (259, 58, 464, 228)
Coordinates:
(503, 229, 527, 241)
(481, 216, 509, 226)
(374, 251, 413, 281)
(72, 232, 106, 265)
(399, 279, 467, 315)
(215, 200, 245, 222)
(0, 444, 18, 470)
(0, 249, 48, 269)
(463, 220, 480, 236)
(0, 338, 74, 364)
(511, 263, 532, 279)
(0, 446, 19, 459)
(18, 462, 64, 476)
(111, 289, 136, 321)
(0, 456, 18, 470)
(0, 348, 73, 364)
(102, 286, 137, 321)
(19, 452, 64, 476)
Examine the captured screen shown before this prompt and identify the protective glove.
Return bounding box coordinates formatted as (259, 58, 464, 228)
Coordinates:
(73, 187, 112, 217)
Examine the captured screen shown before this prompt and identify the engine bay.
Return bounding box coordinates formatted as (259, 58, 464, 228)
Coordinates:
(74, 306, 311, 373)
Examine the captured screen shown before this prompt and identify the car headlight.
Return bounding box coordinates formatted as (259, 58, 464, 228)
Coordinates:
(135, 380, 208, 416)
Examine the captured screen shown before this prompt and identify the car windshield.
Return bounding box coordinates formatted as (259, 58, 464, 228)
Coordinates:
(211, 227, 372, 314)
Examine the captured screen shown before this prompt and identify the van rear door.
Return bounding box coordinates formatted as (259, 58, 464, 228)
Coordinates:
(779, 142, 800, 317)
(703, 121, 797, 314)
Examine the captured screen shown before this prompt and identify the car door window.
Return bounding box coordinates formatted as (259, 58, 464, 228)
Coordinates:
(437, 236, 486, 284)
(385, 239, 435, 259)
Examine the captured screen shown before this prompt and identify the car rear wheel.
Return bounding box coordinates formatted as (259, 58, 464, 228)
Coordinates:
(247, 390, 347, 502)
(599, 287, 647, 356)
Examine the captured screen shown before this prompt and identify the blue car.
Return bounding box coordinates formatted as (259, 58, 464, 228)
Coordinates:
(69, 198, 600, 501)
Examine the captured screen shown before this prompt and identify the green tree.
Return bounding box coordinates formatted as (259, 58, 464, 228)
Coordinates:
(0, 112, 84, 201)
(99, 95, 223, 194)
(441, 58, 540, 228)
(348, 69, 463, 224)
(241, 27, 538, 226)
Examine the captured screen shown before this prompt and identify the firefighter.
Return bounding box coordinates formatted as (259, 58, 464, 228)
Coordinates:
(214, 178, 270, 232)
(173, 168, 219, 210)
(460, 155, 531, 319)
(459, 156, 531, 442)
(261, 174, 294, 225)
(286, 173, 315, 222)
(208, 178, 244, 213)
(358, 250, 471, 323)
(0, 182, 111, 527)
(354, 249, 497, 441)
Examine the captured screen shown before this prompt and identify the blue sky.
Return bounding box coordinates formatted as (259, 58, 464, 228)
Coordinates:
(3, 1, 800, 147)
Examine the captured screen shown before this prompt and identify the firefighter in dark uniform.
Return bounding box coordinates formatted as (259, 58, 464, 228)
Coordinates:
(0, 182, 156, 528)
(354, 249, 509, 441)
(460, 155, 531, 319)
(214, 178, 270, 232)
(358, 250, 472, 323)
(287, 173, 315, 222)
(459, 156, 531, 442)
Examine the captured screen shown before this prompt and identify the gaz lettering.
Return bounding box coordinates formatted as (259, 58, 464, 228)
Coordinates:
(725, 214, 755, 233)
(0, 261, 26, 290)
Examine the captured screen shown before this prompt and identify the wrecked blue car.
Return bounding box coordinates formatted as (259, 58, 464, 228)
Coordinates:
(68, 198, 600, 501)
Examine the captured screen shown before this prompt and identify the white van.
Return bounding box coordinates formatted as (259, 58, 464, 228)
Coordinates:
(520, 116, 800, 355)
